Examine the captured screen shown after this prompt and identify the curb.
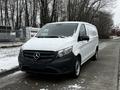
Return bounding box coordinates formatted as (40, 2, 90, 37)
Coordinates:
(0, 44, 23, 48)
(118, 49, 120, 90)
(0, 66, 19, 77)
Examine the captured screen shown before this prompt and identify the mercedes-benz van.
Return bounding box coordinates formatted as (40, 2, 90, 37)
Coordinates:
(18, 22, 99, 78)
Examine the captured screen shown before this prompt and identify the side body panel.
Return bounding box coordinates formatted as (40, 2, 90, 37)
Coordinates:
(73, 23, 99, 65)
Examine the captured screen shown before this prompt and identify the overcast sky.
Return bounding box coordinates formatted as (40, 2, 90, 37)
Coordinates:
(113, 0, 120, 26)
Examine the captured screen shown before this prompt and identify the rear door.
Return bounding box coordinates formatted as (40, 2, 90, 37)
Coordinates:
(85, 24, 98, 56)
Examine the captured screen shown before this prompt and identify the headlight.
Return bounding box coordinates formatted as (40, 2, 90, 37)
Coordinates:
(58, 47, 73, 57)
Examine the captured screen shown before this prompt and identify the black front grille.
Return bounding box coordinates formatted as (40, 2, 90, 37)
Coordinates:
(23, 50, 57, 63)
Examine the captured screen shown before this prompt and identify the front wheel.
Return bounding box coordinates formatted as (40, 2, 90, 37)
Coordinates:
(72, 58, 81, 78)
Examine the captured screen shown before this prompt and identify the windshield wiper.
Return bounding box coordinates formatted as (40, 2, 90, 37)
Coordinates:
(36, 35, 67, 38)
(36, 36, 59, 38)
(57, 36, 66, 38)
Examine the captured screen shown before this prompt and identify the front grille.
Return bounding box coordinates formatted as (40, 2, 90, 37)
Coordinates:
(23, 50, 57, 63)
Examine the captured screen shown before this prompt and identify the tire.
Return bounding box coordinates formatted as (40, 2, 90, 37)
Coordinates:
(72, 58, 81, 78)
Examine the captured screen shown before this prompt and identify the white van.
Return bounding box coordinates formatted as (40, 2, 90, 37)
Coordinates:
(18, 22, 99, 78)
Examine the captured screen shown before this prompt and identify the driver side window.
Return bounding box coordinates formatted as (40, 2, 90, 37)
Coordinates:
(79, 24, 87, 37)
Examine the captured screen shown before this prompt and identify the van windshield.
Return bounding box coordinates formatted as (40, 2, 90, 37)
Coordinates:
(36, 23, 78, 38)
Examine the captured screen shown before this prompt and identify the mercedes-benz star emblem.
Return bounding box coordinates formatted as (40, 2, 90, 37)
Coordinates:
(33, 52, 40, 60)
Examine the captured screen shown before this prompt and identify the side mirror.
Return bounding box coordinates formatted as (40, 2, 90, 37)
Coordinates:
(78, 36, 89, 41)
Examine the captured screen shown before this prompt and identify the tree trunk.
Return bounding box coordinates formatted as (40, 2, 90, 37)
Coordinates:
(50, 0, 56, 22)
(40, 0, 49, 27)
(25, 0, 29, 27)
(32, 0, 37, 27)
(0, 0, 3, 25)
(5, 0, 10, 26)
(15, 0, 19, 30)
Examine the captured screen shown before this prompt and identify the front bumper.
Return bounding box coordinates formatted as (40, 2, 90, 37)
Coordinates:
(18, 52, 75, 74)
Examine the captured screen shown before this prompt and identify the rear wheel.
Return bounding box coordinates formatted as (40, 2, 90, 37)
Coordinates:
(72, 58, 81, 78)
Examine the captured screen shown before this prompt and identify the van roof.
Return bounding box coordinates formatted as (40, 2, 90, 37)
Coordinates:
(49, 21, 81, 24)
(49, 21, 95, 27)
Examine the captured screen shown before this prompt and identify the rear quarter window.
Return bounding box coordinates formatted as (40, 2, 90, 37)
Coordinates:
(86, 25, 97, 37)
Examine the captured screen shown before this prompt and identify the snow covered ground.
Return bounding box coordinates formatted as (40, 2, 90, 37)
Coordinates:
(0, 47, 20, 73)
(111, 36, 120, 40)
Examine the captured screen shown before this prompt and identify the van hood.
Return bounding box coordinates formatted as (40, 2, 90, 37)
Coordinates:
(22, 37, 75, 51)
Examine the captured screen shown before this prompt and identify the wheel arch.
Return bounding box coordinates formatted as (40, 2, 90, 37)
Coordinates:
(76, 54, 82, 65)
(96, 46, 99, 52)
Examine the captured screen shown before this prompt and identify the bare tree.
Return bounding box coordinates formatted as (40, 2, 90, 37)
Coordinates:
(39, 0, 50, 27)
(0, 0, 115, 39)
(96, 11, 113, 38)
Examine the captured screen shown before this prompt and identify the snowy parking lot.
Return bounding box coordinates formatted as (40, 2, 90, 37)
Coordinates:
(0, 47, 20, 58)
